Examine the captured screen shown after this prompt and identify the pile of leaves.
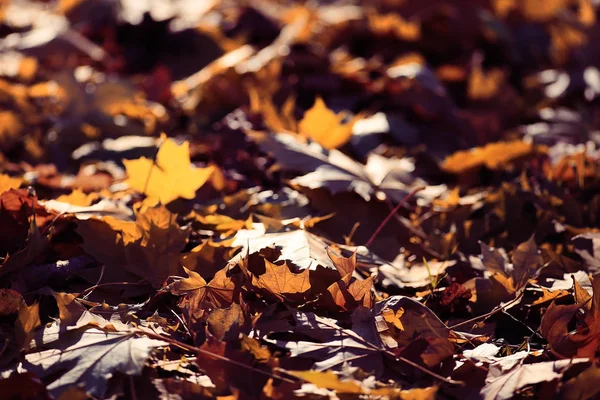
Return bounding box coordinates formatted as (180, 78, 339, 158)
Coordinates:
(3, 0, 600, 398)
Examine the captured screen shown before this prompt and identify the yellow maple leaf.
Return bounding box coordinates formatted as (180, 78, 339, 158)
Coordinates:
(123, 137, 215, 204)
(56, 189, 99, 206)
(0, 173, 22, 194)
(382, 307, 405, 330)
(299, 97, 357, 149)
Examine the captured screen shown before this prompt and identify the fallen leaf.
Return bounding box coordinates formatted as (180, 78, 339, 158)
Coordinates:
(167, 266, 237, 312)
(481, 359, 589, 400)
(249, 131, 445, 202)
(290, 370, 363, 393)
(55, 189, 99, 206)
(15, 300, 40, 349)
(123, 136, 215, 204)
(0, 173, 22, 193)
(442, 140, 537, 174)
(298, 97, 357, 149)
(77, 205, 189, 287)
(254, 260, 311, 301)
(24, 323, 166, 398)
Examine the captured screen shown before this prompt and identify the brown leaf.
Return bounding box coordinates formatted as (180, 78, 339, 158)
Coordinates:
(254, 260, 311, 301)
(207, 303, 244, 341)
(327, 248, 356, 278)
(168, 266, 237, 311)
(77, 205, 189, 288)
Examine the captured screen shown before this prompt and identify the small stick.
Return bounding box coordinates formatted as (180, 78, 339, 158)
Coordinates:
(365, 187, 425, 248)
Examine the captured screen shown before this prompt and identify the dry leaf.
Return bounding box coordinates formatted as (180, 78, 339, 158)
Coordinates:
(77, 205, 189, 288)
(123, 136, 215, 204)
(24, 323, 166, 398)
(254, 260, 311, 301)
(298, 97, 357, 149)
(442, 140, 537, 174)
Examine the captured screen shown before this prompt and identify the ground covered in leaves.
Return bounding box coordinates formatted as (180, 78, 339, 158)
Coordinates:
(3, 0, 600, 399)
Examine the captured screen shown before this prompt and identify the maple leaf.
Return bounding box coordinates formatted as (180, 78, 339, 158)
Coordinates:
(232, 229, 335, 270)
(55, 188, 99, 206)
(77, 205, 189, 288)
(24, 323, 166, 398)
(260, 308, 385, 376)
(167, 266, 237, 311)
(123, 136, 215, 204)
(374, 296, 452, 366)
(479, 236, 542, 296)
(195, 335, 276, 398)
(541, 274, 600, 358)
(181, 240, 238, 281)
(298, 97, 358, 149)
(253, 259, 311, 301)
(0, 173, 22, 193)
(321, 250, 374, 310)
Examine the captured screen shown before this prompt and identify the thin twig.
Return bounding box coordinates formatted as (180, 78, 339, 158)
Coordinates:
(448, 292, 524, 330)
(136, 329, 296, 384)
(316, 318, 464, 386)
(365, 187, 425, 248)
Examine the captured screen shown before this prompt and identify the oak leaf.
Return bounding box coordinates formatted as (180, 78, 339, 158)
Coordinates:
(123, 136, 215, 204)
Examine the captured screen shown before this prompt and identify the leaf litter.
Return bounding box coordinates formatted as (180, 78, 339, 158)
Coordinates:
(2, 0, 600, 399)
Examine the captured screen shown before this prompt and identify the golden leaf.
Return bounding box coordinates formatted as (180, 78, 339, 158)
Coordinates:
(52, 291, 86, 325)
(531, 288, 569, 306)
(442, 140, 536, 174)
(0, 173, 22, 194)
(0, 111, 23, 152)
(467, 65, 506, 100)
(299, 97, 356, 149)
(123, 136, 215, 204)
(368, 12, 421, 41)
(16, 301, 40, 349)
(56, 189, 99, 206)
(382, 307, 405, 330)
(291, 370, 363, 394)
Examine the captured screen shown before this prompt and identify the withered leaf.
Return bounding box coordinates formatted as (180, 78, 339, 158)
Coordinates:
(77, 205, 189, 288)
(123, 136, 215, 204)
(24, 323, 167, 398)
(167, 266, 236, 310)
(249, 131, 445, 202)
(298, 97, 357, 149)
(254, 259, 311, 301)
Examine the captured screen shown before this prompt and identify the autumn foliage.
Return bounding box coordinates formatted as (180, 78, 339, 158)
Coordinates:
(3, 0, 600, 399)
